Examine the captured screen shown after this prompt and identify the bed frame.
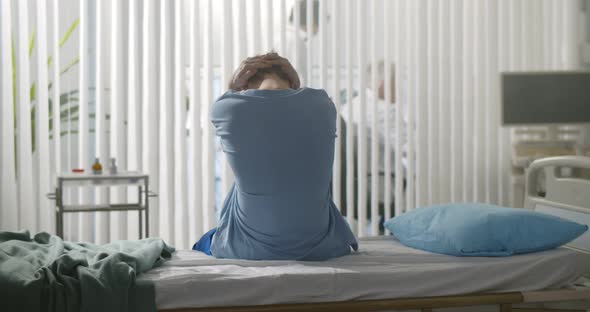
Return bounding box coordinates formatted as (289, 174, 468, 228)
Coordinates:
(525, 156, 590, 276)
(162, 156, 590, 312)
(161, 288, 590, 312)
(161, 289, 590, 312)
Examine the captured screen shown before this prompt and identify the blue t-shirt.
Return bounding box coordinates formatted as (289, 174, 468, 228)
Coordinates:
(209, 88, 358, 260)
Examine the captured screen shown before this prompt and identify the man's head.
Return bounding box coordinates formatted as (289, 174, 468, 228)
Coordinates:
(247, 64, 292, 90)
(229, 52, 301, 91)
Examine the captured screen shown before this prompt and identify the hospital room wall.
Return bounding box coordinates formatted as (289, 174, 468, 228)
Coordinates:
(201, 0, 388, 77)
(0, 0, 586, 246)
(0, 0, 87, 236)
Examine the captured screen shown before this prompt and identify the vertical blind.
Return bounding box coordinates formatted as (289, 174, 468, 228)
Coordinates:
(0, 0, 583, 248)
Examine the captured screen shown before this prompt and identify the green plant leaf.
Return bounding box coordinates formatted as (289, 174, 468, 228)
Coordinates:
(47, 19, 79, 75)
(31, 107, 36, 152)
(60, 19, 79, 48)
(47, 57, 80, 92)
(60, 56, 79, 76)
(11, 18, 81, 159)
(30, 83, 36, 103)
(29, 30, 35, 57)
(55, 129, 98, 137)
(59, 90, 79, 106)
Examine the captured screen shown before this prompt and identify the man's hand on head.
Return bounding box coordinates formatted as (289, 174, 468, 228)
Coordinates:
(262, 53, 301, 89)
(229, 53, 301, 91)
(229, 56, 275, 91)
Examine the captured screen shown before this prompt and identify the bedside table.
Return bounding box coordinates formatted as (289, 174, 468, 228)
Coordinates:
(47, 172, 156, 239)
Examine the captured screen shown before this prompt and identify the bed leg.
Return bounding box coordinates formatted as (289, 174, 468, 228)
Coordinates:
(500, 304, 513, 312)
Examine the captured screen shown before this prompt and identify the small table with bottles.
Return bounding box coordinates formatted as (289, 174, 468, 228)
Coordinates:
(47, 172, 155, 239)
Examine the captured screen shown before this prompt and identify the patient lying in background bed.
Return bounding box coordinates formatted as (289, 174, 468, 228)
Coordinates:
(193, 52, 358, 261)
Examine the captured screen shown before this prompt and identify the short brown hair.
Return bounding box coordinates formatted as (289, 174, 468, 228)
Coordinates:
(248, 64, 291, 85)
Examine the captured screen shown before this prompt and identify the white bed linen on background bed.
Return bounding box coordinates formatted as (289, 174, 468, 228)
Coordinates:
(140, 236, 585, 310)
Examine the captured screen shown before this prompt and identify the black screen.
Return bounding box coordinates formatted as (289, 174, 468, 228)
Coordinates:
(502, 72, 590, 125)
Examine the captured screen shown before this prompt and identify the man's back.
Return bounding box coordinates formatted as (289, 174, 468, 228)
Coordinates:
(210, 88, 358, 260)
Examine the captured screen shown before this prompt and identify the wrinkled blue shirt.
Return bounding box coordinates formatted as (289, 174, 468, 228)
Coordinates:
(210, 88, 358, 260)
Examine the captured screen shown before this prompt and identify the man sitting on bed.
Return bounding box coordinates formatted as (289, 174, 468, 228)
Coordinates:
(193, 52, 358, 260)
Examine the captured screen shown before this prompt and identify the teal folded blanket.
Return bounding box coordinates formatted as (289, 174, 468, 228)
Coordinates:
(0, 230, 174, 312)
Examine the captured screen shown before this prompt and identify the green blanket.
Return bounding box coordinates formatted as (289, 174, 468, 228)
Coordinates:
(0, 231, 174, 312)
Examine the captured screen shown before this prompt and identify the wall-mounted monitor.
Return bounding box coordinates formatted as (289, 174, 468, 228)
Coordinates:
(502, 71, 590, 125)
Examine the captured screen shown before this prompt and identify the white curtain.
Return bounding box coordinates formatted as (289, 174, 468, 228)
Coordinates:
(0, 0, 582, 248)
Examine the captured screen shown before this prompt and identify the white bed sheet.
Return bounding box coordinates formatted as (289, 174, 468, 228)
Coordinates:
(141, 236, 585, 310)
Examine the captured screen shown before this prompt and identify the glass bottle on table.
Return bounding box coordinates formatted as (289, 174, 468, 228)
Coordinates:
(110, 158, 117, 175)
(92, 158, 102, 174)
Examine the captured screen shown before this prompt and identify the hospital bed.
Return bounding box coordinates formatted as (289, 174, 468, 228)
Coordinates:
(143, 156, 590, 312)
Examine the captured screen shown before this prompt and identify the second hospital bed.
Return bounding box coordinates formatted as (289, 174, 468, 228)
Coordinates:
(141, 156, 590, 312)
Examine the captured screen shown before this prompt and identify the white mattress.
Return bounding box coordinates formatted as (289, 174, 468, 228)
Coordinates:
(141, 236, 585, 310)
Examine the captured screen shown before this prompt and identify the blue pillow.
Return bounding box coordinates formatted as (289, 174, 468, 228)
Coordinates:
(384, 203, 588, 257)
